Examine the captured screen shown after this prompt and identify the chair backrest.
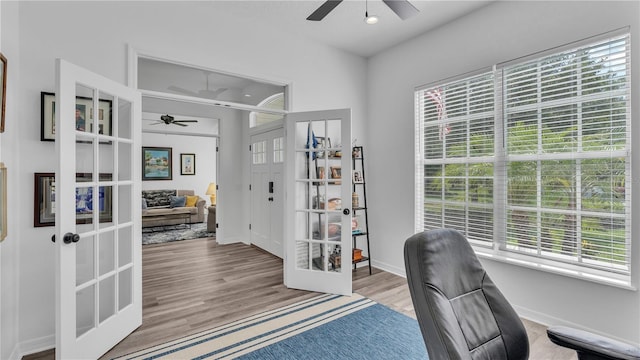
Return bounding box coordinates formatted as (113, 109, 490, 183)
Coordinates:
(404, 229, 529, 360)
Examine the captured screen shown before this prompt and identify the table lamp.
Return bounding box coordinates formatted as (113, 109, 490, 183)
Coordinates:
(206, 182, 216, 205)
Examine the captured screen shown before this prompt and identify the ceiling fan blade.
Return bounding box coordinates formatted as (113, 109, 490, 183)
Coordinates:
(382, 0, 419, 20)
(307, 0, 342, 21)
(173, 122, 188, 127)
(174, 120, 198, 123)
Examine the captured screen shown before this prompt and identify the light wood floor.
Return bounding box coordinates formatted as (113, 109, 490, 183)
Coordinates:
(25, 237, 576, 360)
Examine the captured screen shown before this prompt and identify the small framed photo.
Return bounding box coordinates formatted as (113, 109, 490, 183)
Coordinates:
(34, 172, 55, 227)
(330, 166, 342, 185)
(315, 136, 331, 158)
(180, 153, 196, 175)
(353, 170, 364, 183)
(40, 92, 113, 141)
(0, 53, 6, 133)
(0, 163, 6, 241)
(143, 146, 172, 181)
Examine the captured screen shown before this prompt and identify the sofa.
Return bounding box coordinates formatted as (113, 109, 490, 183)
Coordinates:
(142, 189, 206, 228)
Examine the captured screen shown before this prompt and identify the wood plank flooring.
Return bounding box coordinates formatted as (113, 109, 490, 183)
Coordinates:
(24, 237, 576, 360)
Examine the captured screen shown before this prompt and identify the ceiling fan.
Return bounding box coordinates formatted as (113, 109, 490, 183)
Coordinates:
(151, 114, 198, 127)
(168, 71, 228, 99)
(307, 0, 419, 21)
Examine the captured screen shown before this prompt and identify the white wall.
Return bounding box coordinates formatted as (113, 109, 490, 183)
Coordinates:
(141, 133, 217, 201)
(4, 1, 367, 357)
(367, 1, 640, 344)
(0, 2, 21, 359)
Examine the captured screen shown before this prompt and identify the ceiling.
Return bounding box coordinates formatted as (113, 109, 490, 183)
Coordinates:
(213, 0, 493, 58)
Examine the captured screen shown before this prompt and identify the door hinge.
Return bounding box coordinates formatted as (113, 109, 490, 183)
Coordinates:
(249, 224, 252, 230)
(216, 146, 219, 152)
(249, 184, 252, 191)
(249, 145, 252, 151)
(216, 223, 219, 229)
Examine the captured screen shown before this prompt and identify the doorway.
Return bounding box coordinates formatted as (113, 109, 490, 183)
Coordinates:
(250, 128, 285, 258)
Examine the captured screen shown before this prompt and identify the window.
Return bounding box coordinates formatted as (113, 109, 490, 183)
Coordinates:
(415, 31, 631, 279)
(252, 140, 266, 165)
(273, 137, 284, 163)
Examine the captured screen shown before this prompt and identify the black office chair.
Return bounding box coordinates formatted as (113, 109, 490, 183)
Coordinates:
(404, 228, 640, 360)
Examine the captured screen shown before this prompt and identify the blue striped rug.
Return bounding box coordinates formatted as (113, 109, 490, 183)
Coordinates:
(114, 293, 428, 360)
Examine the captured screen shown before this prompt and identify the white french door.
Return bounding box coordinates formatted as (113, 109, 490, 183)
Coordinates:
(250, 128, 285, 258)
(284, 109, 352, 295)
(55, 59, 142, 359)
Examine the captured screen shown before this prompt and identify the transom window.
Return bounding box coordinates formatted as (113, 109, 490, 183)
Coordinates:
(415, 30, 631, 279)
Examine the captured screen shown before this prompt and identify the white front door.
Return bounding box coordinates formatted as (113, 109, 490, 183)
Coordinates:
(284, 109, 352, 295)
(55, 59, 142, 359)
(250, 128, 285, 258)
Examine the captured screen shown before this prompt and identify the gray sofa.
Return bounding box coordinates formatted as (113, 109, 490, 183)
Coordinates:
(142, 189, 205, 228)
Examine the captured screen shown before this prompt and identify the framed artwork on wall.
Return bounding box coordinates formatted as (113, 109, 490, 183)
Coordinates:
(0, 53, 6, 133)
(40, 91, 113, 141)
(0, 163, 6, 241)
(34, 172, 113, 227)
(143, 146, 172, 181)
(180, 153, 196, 175)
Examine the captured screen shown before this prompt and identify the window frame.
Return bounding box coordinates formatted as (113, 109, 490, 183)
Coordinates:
(415, 29, 632, 287)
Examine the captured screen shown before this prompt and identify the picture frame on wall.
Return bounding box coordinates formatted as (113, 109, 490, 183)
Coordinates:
(0, 163, 6, 241)
(34, 172, 113, 227)
(40, 91, 113, 141)
(180, 153, 196, 175)
(34, 172, 55, 227)
(143, 146, 172, 181)
(0, 53, 6, 133)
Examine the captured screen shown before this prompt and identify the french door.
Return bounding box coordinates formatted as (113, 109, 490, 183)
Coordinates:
(250, 128, 285, 258)
(55, 59, 142, 359)
(284, 109, 352, 295)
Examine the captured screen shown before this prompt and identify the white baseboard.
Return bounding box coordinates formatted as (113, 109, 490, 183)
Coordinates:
(371, 259, 406, 278)
(15, 334, 54, 360)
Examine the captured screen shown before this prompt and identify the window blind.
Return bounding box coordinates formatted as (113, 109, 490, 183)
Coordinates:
(416, 72, 495, 245)
(502, 33, 631, 274)
(415, 30, 631, 277)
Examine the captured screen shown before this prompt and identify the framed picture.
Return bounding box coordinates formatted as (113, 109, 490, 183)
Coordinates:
(75, 173, 113, 224)
(34, 173, 55, 227)
(180, 153, 196, 175)
(353, 170, 364, 183)
(143, 146, 172, 180)
(315, 137, 331, 158)
(0, 53, 6, 133)
(34, 172, 112, 227)
(40, 92, 113, 141)
(0, 163, 6, 241)
(330, 166, 342, 185)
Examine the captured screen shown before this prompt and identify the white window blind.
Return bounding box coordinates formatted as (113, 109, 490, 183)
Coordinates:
(415, 30, 631, 277)
(415, 71, 495, 245)
(502, 33, 631, 274)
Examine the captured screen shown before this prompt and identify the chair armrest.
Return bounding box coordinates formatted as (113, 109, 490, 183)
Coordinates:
(547, 326, 640, 360)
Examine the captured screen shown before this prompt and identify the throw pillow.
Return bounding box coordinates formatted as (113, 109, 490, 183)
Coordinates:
(170, 195, 187, 208)
(142, 198, 147, 209)
(185, 195, 199, 207)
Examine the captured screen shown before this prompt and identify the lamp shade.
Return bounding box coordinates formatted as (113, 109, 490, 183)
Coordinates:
(206, 182, 217, 205)
(206, 182, 216, 195)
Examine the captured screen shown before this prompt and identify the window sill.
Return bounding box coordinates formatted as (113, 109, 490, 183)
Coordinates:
(473, 247, 635, 291)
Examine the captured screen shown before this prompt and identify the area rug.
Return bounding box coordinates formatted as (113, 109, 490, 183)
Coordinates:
(113, 293, 428, 360)
(142, 222, 215, 245)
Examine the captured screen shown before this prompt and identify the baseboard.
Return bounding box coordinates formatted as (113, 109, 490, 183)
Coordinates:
(513, 304, 638, 346)
(370, 259, 406, 278)
(7, 344, 21, 360)
(16, 334, 54, 360)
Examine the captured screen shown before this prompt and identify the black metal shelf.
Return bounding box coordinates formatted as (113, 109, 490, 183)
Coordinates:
(352, 146, 371, 275)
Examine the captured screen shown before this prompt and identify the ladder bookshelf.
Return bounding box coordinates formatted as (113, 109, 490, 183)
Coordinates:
(351, 146, 371, 275)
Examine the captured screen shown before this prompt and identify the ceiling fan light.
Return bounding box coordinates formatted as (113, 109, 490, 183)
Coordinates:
(364, 12, 378, 25)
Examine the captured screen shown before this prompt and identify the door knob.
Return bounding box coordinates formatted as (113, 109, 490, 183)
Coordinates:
(63, 232, 80, 244)
(268, 197, 274, 202)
